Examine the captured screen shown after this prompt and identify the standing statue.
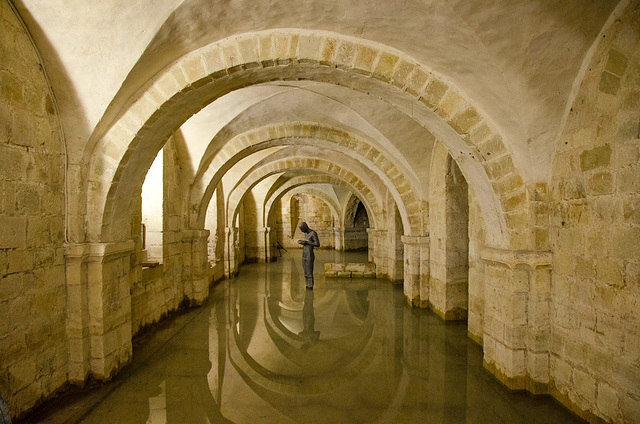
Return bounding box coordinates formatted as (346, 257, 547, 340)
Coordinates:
(297, 222, 320, 289)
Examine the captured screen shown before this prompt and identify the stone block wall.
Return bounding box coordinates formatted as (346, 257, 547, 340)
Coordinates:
(205, 184, 225, 272)
(429, 145, 469, 320)
(343, 228, 368, 251)
(0, 1, 68, 418)
(274, 193, 336, 250)
(130, 138, 191, 335)
(242, 191, 262, 261)
(549, 7, 640, 422)
(467, 187, 486, 345)
(369, 193, 404, 282)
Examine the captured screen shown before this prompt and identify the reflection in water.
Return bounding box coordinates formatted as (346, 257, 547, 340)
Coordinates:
(299, 289, 320, 349)
(79, 251, 584, 424)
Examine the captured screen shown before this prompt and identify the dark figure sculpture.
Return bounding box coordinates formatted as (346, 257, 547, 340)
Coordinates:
(297, 221, 320, 289)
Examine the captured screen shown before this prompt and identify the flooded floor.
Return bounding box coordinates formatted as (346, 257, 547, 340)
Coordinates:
(27, 250, 584, 423)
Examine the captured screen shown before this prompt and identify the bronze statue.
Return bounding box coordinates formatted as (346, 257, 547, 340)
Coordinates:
(297, 222, 320, 289)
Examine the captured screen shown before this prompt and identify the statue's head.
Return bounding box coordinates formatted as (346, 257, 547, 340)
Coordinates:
(298, 222, 309, 233)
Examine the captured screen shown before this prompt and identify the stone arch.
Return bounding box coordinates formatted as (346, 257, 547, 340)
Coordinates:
(264, 177, 354, 229)
(193, 122, 414, 231)
(226, 284, 381, 397)
(343, 192, 364, 229)
(286, 187, 341, 226)
(265, 182, 347, 253)
(428, 142, 470, 320)
(82, 29, 525, 247)
(226, 157, 383, 231)
(280, 189, 341, 251)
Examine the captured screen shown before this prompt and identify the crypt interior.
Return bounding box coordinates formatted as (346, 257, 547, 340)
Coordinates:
(0, 0, 639, 422)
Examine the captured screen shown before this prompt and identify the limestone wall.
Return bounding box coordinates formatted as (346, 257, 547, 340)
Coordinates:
(549, 6, 640, 422)
(467, 187, 486, 345)
(343, 196, 369, 251)
(205, 185, 225, 281)
(0, 1, 67, 417)
(274, 193, 336, 250)
(242, 191, 262, 262)
(130, 139, 189, 335)
(429, 144, 469, 320)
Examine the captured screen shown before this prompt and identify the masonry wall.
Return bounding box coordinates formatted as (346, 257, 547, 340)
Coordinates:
(467, 187, 486, 345)
(275, 193, 335, 250)
(375, 192, 404, 282)
(205, 185, 225, 281)
(429, 144, 469, 320)
(242, 191, 262, 261)
(549, 6, 640, 422)
(0, 1, 68, 417)
(130, 138, 187, 336)
(343, 197, 369, 251)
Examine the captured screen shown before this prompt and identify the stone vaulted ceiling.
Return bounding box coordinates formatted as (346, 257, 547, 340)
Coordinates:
(14, 0, 621, 189)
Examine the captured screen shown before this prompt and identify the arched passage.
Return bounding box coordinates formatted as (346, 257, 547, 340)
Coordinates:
(191, 122, 422, 235)
(83, 29, 523, 249)
(73, 28, 533, 395)
(225, 155, 385, 230)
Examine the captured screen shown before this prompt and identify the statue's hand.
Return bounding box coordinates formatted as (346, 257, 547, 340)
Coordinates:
(298, 240, 305, 245)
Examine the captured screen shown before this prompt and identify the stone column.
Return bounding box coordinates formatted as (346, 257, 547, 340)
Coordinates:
(64, 240, 134, 382)
(224, 227, 239, 277)
(419, 238, 431, 309)
(401, 235, 429, 307)
(261, 227, 273, 263)
(333, 227, 344, 252)
(182, 229, 210, 305)
(481, 247, 552, 394)
(64, 243, 90, 383)
(367, 229, 385, 276)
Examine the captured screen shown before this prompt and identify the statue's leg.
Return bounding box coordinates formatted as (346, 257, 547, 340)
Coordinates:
(303, 258, 314, 288)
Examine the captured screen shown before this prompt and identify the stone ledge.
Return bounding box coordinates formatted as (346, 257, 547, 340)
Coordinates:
(324, 262, 375, 278)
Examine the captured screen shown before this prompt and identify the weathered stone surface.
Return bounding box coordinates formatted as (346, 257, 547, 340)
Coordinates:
(580, 144, 611, 171)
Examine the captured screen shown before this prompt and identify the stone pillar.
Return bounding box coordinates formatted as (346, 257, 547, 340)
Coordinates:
(64, 241, 134, 382)
(333, 227, 344, 252)
(64, 243, 90, 383)
(419, 238, 430, 309)
(481, 247, 552, 394)
(402, 235, 429, 307)
(224, 227, 239, 277)
(367, 229, 385, 276)
(260, 227, 273, 263)
(182, 229, 210, 305)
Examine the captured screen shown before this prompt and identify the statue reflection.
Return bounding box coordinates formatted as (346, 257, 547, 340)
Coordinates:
(298, 288, 320, 350)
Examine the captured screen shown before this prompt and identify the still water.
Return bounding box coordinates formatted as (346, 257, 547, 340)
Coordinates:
(75, 251, 582, 424)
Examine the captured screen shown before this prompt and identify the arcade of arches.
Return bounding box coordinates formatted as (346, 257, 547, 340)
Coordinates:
(0, 0, 639, 422)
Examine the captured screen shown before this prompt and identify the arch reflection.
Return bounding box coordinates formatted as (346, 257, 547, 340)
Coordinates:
(79, 252, 584, 423)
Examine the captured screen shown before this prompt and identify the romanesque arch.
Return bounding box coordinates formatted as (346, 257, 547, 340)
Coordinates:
(225, 157, 384, 230)
(83, 29, 524, 248)
(265, 181, 345, 229)
(191, 122, 420, 234)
